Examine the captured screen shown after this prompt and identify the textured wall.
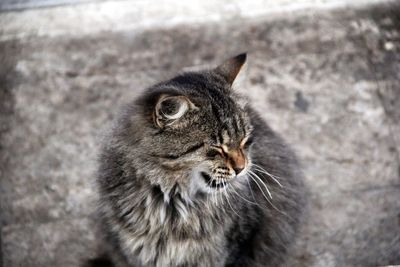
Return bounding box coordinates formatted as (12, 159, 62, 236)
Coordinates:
(0, 1, 399, 266)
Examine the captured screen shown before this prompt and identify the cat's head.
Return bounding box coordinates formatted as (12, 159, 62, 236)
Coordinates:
(133, 54, 254, 198)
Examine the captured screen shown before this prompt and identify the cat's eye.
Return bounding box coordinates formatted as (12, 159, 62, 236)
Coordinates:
(207, 146, 224, 158)
(242, 136, 254, 149)
(206, 150, 220, 159)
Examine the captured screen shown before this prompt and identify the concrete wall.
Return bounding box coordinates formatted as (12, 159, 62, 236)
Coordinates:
(0, 1, 399, 266)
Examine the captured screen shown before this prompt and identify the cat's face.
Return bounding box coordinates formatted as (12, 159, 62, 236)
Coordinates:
(198, 121, 254, 190)
(137, 54, 253, 196)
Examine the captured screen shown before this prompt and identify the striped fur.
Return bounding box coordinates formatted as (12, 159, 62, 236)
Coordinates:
(95, 54, 307, 267)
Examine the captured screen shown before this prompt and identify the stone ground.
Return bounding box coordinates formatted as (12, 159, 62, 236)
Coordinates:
(1, 1, 400, 266)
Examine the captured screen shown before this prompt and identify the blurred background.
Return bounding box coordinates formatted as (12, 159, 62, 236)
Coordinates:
(0, 0, 399, 266)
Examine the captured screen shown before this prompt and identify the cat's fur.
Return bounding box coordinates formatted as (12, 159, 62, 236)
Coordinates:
(95, 54, 307, 267)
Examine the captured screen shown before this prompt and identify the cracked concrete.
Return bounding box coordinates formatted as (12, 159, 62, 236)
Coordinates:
(0, 1, 400, 266)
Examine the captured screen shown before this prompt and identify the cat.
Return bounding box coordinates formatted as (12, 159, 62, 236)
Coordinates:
(93, 53, 307, 267)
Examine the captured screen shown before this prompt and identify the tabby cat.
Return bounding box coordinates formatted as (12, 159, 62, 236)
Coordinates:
(95, 53, 307, 267)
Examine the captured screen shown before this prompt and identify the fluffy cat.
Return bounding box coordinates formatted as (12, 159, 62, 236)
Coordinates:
(94, 53, 307, 267)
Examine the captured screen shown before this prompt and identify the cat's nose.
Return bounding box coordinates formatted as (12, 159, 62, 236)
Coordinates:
(228, 149, 246, 175)
(233, 166, 245, 175)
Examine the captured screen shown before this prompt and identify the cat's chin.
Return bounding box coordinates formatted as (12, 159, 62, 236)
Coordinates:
(200, 172, 230, 190)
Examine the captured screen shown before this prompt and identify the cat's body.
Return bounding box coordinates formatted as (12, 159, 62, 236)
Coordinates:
(96, 54, 307, 267)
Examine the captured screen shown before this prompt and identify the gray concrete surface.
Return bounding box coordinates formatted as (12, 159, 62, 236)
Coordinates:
(1, 1, 400, 266)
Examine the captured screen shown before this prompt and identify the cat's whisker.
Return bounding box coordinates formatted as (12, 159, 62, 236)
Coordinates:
(247, 173, 271, 204)
(216, 180, 222, 205)
(248, 172, 290, 217)
(223, 181, 242, 219)
(229, 181, 259, 206)
(222, 180, 229, 200)
(251, 163, 282, 180)
(211, 188, 218, 205)
(213, 185, 218, 206)
(245, 174, 259, 205)
(251, 164, 283, 187)
(222, 180, 229, 195)
(253, 168, 283, 188)
(247, 173, 286, 215)
(205, 178, 214, 208)
(217, 179, 224, 206)
(248, 170, 272, 199)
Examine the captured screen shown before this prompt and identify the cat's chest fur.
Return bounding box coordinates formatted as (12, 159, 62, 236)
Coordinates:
(116, 188, 231, 267)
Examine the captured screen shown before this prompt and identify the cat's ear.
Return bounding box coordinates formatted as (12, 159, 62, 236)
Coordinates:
(214, 53, 247, 86)
(154, 95, 196, 128)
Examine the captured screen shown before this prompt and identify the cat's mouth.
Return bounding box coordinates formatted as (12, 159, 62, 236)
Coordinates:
(200, 172, 227, 189)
